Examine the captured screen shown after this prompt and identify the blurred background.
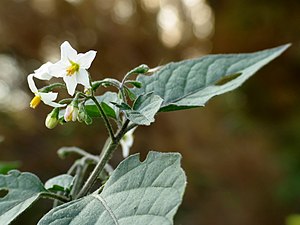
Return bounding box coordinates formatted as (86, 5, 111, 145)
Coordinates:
(0, 0, 299, 224)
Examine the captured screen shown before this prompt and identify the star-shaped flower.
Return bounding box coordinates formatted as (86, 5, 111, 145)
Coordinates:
(49, 41, 96, 96)
(27, 74, 65, 108)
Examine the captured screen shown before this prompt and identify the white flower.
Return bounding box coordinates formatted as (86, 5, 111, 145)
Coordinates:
(120, 128, 136, 158)
(27, 74, 65, 108)
(32, 62, 53, 80)
(49, 41, 96, 96)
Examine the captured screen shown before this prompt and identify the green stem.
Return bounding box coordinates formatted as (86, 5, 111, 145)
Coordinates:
(76, 120, 130, 199)
(53, 159, 80, 208)
(41, 192, 70, 203)
(40, 83, 66, 92)
(90, 96, 115, 141)
(70, 160, 89, 198)
(76, 139, 118, 199)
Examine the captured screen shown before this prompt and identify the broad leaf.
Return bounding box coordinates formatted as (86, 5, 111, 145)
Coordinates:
(0, 170, 46, 224)
(123, 92, 163, 125)
(39, 151, 186, 225)
(85, 92, 120, 119)
(133, 44, 290, 112)
(45, 174, 74, 192)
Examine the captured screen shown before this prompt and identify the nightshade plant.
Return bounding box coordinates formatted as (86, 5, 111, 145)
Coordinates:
(0, 41, 290, 225)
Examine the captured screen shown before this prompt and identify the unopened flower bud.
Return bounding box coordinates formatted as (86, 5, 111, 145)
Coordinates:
(45, 108, 59, 129)
(77, 103, 86, 122)
(64, 101, 79, 122)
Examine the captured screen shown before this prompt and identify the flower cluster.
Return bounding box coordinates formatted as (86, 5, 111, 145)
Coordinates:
(27, 41, 96, 126)
(27, 41, 137, 157)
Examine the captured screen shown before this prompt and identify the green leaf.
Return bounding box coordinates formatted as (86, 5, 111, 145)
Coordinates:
(0, 170, 46, 224)
(0, 161, 20, 174)
(59, 92, 120, 121)
(125, 80, 142, 88)
(112, 102, 132, 110)
(124, 86, 137, 101)
(38, 151, 186, 225)
(45, 174, 74, 192)
(124, 92, 163, 125)
(132, 44, 290, 112)
(84, 92, 120, 119)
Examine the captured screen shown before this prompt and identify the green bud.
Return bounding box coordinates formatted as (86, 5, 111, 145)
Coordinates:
(45, 108, 59, 129)
(131, 64, 149, 74)
(77, 102, 87, 122)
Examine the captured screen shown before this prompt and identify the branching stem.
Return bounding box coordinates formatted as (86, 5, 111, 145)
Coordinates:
(76, 119, 130, 199)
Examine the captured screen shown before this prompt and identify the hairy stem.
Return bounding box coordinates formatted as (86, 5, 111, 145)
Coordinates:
(90, 96, 115, 141)
(70, 161, 89, 198)
(76, 120, 130, 199)
(41, 192, 70, 203)
(75, 139, 118, 199)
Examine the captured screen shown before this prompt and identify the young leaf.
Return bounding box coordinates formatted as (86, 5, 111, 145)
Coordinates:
(124, 86, 137, 101)
(125, 80, 142, 88)
(38, 151, 186, 225)
(0, 170, 46, 224)
(123, 92, 163, 125)
(132, 44, 290, 112)
(84, 92, 120, 119)
(45, 174, 75, 192)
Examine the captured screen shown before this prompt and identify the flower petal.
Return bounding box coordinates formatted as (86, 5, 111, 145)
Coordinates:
(63, 75, 77, 96)
(120, 140, 130, 158)
(61, 41, 77, 61)
(40, 92, 66, 107)
(120, 127, 136, 158)
(34, 62, 53, 80)
(48, 61, 68, 78)
(77, 50, 97, 69)
(27, 74, 38, 93)
(76, 69, 91, 88)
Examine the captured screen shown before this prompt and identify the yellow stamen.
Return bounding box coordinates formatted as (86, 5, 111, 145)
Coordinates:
(30, 95, 41, 109)
(66, 61, 79, 76)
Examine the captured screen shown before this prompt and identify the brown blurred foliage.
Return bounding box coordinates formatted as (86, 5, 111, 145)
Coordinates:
(0, 0, 299, 224)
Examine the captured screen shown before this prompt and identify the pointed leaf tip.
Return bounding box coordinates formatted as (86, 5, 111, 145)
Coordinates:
(132, 44, 290, 112)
